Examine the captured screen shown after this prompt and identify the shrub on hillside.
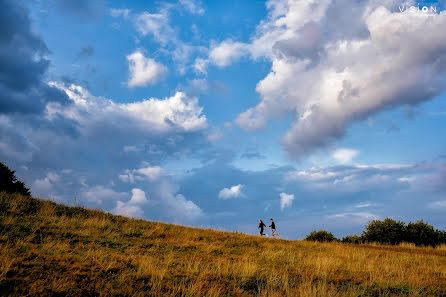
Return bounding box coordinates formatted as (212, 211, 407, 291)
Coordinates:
(0, 162, 30, 196)
(362, 218, 406, 245)
(436, 230, 446, 245)
(342, 235, 363, 244)
(305, 230, 338, 242)
(405, 220, 439, 247)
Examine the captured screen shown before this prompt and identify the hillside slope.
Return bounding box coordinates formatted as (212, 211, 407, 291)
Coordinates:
(0, 192, 445, 296)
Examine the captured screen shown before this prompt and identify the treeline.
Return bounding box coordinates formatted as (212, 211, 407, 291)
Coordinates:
(306, 218, 446, 247)
(0, 162, 30, 196)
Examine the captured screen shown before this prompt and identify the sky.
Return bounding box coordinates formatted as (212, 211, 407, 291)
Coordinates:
(1, 0, 446, 239)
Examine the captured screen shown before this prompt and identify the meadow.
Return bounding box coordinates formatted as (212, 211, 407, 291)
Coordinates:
(0, 192, 445, 296)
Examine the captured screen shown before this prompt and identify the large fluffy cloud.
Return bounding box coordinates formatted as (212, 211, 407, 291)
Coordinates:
(48, 83, 207, 134)
(118, 165, 204, 223)
(205, 0, 446, 158)
(113, 188, 148, 218)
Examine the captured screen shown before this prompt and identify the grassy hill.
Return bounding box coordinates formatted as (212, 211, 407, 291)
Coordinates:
(0, 192, 445, 296)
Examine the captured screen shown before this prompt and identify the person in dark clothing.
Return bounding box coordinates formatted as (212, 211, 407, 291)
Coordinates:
(269, 218, 279, 238)
(258, 219, 266, 236)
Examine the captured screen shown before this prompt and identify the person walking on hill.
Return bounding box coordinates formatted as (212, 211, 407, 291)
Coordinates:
(258, 219, 267, 236)
(269, 218, 279, 238)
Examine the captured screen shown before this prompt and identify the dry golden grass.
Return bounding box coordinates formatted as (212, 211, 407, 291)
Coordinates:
(0, 192, 445, 296)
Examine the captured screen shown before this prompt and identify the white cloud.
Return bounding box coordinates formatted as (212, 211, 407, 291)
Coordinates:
(48, 83, 207, 133)
(229, 1, 446, 158)
(193, 39, 250, 74)
(118, 166, 204, 222)
(137, 166, 165, 180)
(133, 7, 205, 74)
(166, 193, 203, 220)
(113, 188, 148, 218)
(354, 203, 375, 208)
(119, 165, 166, 183)
(110, 8, 131, 19)
(32, 177, 53, 197)
(81, 185, 128, 205)
(332, 148, 359, 164)
(123, 145, 139, 153)
(193, 58, 208, 74)
(182, 78, 210, 95)
(31, 172, 61, 197)
(218, 184, 244, 199)
(179, 0, 204, 15)
(209, 39, 249, 67)
(154, 179, 204, 221)
(327, 212, 379, 223)
(285, 163, 423, 194)
(127, 50, 168, 87)
(135, 12, 175, 45)
(429, 200, 446, 208)
(279, 192, 294, 210)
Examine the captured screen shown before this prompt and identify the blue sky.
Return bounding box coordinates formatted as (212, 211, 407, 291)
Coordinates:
(1, 0, 446, 238)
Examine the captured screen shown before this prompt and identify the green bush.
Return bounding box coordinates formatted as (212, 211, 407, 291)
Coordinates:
(342, 235, 363, 244)
(305, 230, 338, 242)
(361, 218, 444, 247)
(437, 230, 446, 245)
(362, 218, 406, 245)
(0, 162, 30, 196)
(406, 220, 439, 247)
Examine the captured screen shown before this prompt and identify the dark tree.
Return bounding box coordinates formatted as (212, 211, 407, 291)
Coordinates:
(0, 162, 31, 196)
(305, 230, 338, 242)
(406, 220, 439, 247)
(341, 235, 364, 244)
(362, 218, 406, 245)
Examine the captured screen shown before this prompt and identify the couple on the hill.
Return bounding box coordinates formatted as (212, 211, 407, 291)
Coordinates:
(258, 218, 279, 237)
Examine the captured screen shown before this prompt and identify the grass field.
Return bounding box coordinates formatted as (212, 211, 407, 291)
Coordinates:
(0, 192, 445, 296)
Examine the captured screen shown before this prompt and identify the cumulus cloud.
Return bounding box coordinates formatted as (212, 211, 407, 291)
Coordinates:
(332, 148, 359, 164)
(127, 50, 168, 87)
(193, 39, 250, 74)
(113, 188, 148, 218)
(119, 165, 166, 183)
(279, 192, 294, 210)
(31, 172, 61, 197)
(223, 0, 446, 158)
(81, 185, 128, 205)
(48, 83, 207, 133)
(209, 39, 250, 67)
(118, 165, 204, 222)
(218, 184, 244, 199)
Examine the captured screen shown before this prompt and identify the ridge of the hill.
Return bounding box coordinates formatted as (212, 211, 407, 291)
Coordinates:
(0, 192, 445, 296)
